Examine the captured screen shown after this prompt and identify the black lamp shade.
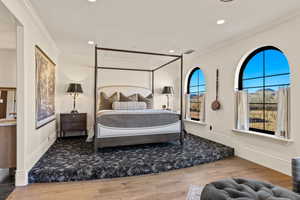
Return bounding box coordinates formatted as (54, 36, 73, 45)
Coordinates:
(162, 86, 174, 94)
(67, 83, 83, 94)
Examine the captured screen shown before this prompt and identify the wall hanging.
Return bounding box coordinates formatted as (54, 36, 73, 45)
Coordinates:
(211, 69, 221, 111)
(35, 45, 56, 129)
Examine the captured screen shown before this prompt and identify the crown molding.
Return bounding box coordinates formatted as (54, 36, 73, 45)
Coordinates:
(191, 9, 300, 60)
(22, 0, 60, 54)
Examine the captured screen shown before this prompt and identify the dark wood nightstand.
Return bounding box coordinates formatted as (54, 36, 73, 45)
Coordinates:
(60, 113, 87, 138)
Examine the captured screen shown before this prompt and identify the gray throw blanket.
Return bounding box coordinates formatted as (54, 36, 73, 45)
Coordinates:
(97, 110, 179, 128)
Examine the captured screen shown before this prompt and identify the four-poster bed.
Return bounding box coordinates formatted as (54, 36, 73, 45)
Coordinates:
(94, 46, 185, 150)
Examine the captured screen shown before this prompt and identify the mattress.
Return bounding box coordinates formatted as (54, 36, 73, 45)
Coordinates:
(96, 109, 181, 138)
(97, 121, 181, 138)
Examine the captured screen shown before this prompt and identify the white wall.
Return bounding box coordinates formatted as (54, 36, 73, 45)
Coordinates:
(184, 15, 300, 176)
(57, 53, 181, 129)
(153, 62, 181, 111)
(0, 49, 16, 88)
(1, 0, 59, 185)
(57, 54, 94, 129)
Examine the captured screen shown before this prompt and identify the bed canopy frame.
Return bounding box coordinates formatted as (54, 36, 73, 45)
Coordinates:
(94, 46, 185, 146)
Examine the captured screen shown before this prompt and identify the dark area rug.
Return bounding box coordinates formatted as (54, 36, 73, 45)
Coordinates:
(29, 134, 234, 183)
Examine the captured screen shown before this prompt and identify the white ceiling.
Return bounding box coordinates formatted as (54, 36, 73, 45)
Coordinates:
(0, 2, 16, 50)
(30, 0, 300, 68)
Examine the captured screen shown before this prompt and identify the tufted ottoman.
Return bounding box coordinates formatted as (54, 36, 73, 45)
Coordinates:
(201, 178, 300, 200)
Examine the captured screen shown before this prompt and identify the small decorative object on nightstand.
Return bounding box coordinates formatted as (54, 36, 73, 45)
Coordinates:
(60, 113, 87, 138)
(67, 83, 83, 113)
(162, 86, 174, 110)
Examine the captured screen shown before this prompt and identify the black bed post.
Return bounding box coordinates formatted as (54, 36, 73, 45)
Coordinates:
(151, 71, 154, 95)
(180, 55, 184, 145)
(93, 46, 183, 149)
(94, 45, 98, 152)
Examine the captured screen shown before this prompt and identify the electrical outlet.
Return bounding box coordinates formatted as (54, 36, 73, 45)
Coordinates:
(209, 125, 213, 131)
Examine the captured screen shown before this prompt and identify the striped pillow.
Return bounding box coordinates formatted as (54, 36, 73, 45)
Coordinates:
(112, 101, 147, 110)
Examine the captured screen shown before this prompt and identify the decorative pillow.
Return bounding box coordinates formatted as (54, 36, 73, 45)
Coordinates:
(138, 94, 153, 109)
(119, 93, 138, 102)
(99, 92, 119, 110)
(112, 101, 147, 110)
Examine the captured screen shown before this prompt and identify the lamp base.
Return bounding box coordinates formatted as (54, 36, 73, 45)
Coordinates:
(70, 110, 78, 114)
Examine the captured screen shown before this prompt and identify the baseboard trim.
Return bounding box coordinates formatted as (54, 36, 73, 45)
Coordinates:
(15, 169, 28, 186)
(15, 132, 56, 186)
(26, 133, 56, 170)
(187, 128, 291, 176)
(236, 145, 291, 176)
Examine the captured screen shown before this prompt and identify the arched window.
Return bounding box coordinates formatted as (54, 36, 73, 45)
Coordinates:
(187, 68, 206, 121)
(238, 46, 290, 134)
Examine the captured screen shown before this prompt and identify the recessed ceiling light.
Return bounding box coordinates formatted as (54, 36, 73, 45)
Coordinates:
(169, 50, 175, 53)
(88, 40, 95, 45)
(88, 0, 96, 2)
(217, 19, 226, 25)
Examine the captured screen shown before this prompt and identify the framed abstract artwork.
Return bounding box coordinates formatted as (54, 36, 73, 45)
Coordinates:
(35, 45, 56, 129)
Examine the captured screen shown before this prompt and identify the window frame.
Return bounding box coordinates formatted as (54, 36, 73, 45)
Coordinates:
(238, 46, 290, 135)
(187, 67, 206, 121)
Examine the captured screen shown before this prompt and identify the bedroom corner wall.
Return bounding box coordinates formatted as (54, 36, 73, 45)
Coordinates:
(1, 0, 59, 186)
(57, 53, 153, 132)
(153, 61, 181, 111)
(183, 14, 300, 176)
(56, 53, 94, 131)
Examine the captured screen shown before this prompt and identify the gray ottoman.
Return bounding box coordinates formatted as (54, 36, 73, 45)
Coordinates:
(201, 178, 300, 200)
(292, 157, 300, 194)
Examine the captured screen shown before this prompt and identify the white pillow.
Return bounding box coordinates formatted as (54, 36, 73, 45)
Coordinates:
(112, 101, 147, 110)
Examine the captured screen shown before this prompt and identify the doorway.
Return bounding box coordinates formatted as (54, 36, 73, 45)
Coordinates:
(0, 2, 18, 199)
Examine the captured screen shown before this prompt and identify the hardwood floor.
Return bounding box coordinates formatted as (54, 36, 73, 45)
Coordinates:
(7, 157, 292, 200)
